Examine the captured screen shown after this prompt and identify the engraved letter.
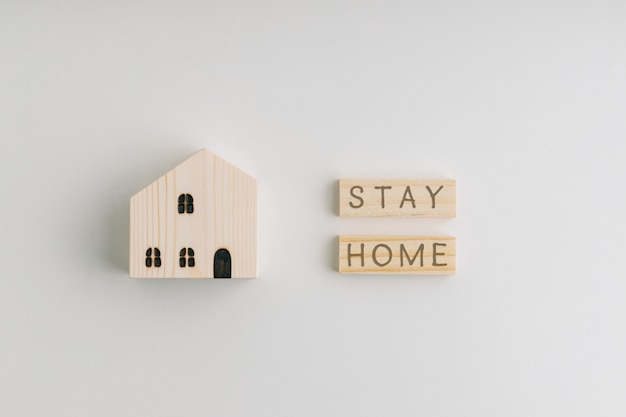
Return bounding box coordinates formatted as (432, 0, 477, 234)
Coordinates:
(374, 186, 392, 209)
(399, 186, 416, 209)
(349, 185, 364, 209)
(426, 185, 444, 209)
(372, 244, 392, 267)
(432, 242, 447, 267)
(400, 243, 424, 267)
(347, 243, 365, 267)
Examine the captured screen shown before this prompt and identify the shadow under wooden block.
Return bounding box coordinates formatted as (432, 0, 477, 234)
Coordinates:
(329, 179, 339, 216)
(107, 202, 130, 272)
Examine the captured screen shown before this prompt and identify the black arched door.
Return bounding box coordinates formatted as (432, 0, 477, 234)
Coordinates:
(214, 249, 231, 278)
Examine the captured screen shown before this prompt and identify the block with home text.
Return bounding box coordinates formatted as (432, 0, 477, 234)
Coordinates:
(339, 179, 456, 217)
(339, 236, 456, 275)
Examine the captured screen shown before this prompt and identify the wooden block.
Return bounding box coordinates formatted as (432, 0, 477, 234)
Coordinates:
(339, 179, 456, 217)
(338, 236, 455, 274)
(130, 149, 257, 278)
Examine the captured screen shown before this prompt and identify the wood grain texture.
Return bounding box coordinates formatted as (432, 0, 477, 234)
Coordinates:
(339, 179, 456, 217)
(339, 235, 456, 275)
(130, 149, 257, 278)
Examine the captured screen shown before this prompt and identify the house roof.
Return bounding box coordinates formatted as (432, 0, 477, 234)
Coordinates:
(131, 148, 256, 199)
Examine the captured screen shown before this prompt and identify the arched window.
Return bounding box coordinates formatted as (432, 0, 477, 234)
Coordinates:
(145, 247, 161, 267)
(178, 194, 194, 214)
(179, 247, 195, 268)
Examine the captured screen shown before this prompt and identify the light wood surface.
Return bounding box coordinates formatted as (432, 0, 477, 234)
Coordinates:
(339, 235, 456, 274)
(339, 179, 456, 217)
(129, 149, 257, 278)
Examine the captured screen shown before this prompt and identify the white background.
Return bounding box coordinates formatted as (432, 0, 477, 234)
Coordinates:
(1, 1, 626, 415)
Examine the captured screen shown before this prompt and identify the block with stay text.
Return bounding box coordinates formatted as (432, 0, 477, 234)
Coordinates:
(339, 179, 456, 217)
(339, 235, 456, 275)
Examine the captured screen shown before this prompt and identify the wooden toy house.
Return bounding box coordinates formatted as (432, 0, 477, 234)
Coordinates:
(130, 149, 257, 278)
